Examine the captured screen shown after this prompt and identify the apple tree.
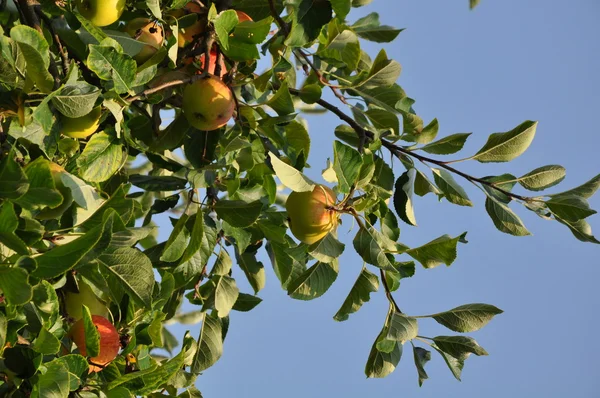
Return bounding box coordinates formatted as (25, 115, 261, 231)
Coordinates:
(0, 0, 598, 396)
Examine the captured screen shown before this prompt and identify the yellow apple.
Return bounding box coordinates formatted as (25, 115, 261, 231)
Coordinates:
(61, 106, 102, 139)
(285, 185, 339, 245)
(68, 315, 120, 373)
(126, 18, 164, 64)
(36, 163, 74, 220)
(182, 75, 235, 131)
(64, 278, 109, 322)
(75, 0, 125, 27)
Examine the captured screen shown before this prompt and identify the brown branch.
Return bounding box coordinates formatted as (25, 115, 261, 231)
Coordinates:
(287, 88, 535, 202)
(268, 0, 289, 36)
(213, 47, 223, 78)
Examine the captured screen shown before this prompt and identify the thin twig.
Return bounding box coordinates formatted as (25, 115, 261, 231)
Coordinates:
(268, 0, 289, 36)
(35, 8, 69, 76)
(380, 269, 402, 313)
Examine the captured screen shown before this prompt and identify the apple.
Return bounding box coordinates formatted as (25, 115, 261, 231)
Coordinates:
(235, 10, 252, 23)
(285, 185, 339, 245)
(198, 48, 227, 77)
(174, 2, 207, 48)
(68, 315, 120, 373)
(182, 75, 235, 131)
(64, 278, 109, 322)
(126, 18, 164, 64)
(61, 106, 102, 139)
(36, 163, 74, 220)
(75, 0, 125, 27)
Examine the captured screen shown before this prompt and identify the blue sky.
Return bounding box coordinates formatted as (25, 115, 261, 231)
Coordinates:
(170, 1, 600, 396)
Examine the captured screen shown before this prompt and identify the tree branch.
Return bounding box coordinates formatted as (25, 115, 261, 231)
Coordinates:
(287, 88, 535, 202)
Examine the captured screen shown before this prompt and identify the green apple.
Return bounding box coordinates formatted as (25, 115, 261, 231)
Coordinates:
(75, 0, 125, 27)
(36, 163, 74, 220)
(285, 185, 339, 245)
(126, 18, 164, 64)
(182, 75, 235, 131)
(64, 277, 109, 321)
(68, 315, 120, 373)
(61, 106, 102, 139)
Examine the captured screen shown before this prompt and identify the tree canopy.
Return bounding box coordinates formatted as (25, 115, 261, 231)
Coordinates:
(0, 0, 598, 396)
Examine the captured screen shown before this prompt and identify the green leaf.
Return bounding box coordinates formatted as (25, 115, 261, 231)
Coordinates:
(365, 333, 402, 378)
(308, 233, 345, 263)
(192, 313, 223, 373)
(0, 151, 29, 200)
(181, 210, 205, 264)
(0, 265, 32, 306)
(214, 200, 263, 228)
(267, 83, 295, 115)
(285, 0, 333, 47)
(30, 360, 70, 398)
(15, 157, 63, 210)
(356, 49, 401, 89)
(431, 343, 464, 381)
(54, 355, 89, 391)
(77, 132, 126, 183)
(556, 218, 600, 244)
(353, 227, 396, 270)
(269, 152, 315, 192)
(412, 346, 431, 387)
(214, 10, 239, 51)
(129, 174, 188, 194)
(472, 120, 537, 163)
(0, 312, 6, 354)
(394, 169, 417, 226)
(432, 335, 488, 360)
(414, 169, 440, 197)
(546, 195, 596, 222)
(470, 0, 481, 9)
(481, 173, 517, 203)
(233, 293, 263, 312)
(146, 0, 162, 18)
(0, 201, 29, 255)
(430, 303, 503, 333)
(364, 105, 399, 134)
(420, 133, 471, 155)
(98, 247, 155, 308)
(10, 25, 54, 93)
(320, 29, 361, 71)
(88, 40, 136, 94)
(517, 165, 566, 191)
(432, 168, 473, 207)
(550, 173, 600, 200)
(485, 197, 531, 236)
(331, 0, 352, 18)
(288, 260, 339, 300)
(333, 140, 363, 193)
(351, 12, 403, 43)
(201, 275, 240, 317)
(406, 233, 466, 269)
(378, 311, 418, 350)
(334, 266, 379, 321)
(285, 120, 311, 160)
(52, 82, 101, 118)
(33, 211, 115, 278)
(235, 249, 266, 294)
(31, 326, 61, 355)
(81, 305, 100, 358)
(267, 241, 307, 289)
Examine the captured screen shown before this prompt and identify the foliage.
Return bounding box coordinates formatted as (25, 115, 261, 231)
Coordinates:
(0, 0, 597, 396)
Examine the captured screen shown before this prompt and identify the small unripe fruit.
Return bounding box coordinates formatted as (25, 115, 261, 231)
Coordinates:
(182, 76, 235, 131)
(36, 163, 73, 220)
(68, 315, 120, 373)
(64, 278, 109, 321)
(285, 185, 339, 245)
(75, 0, 125, 27)
(61, 106, 102, 139)
(126, 18, 164, 64)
